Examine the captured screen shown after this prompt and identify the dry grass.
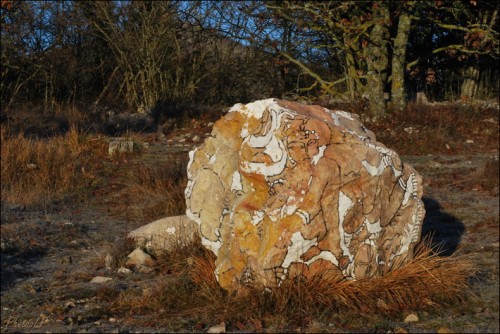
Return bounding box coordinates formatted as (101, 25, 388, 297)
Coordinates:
(110, 239, 477, 331)
(478, 158, 500, 195)
(0, 125, 107, 208)
(1, 103, 494, 331)
(102, 159, 187, 222)
(327, 101, 499, 155)
(130, 160, 187, 218)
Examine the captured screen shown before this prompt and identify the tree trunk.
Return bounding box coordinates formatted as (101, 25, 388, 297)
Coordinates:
(344, 40, 364, 100)
(391, 11, 412, 112)
(461, 66, 480, 99)
(365, 2, 390, 118)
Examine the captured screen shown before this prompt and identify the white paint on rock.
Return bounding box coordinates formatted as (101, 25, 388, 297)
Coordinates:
(209, 152, 217, 165)
(336, 110, 355, 120)
(362, 159, 387, 177)
(305, 250, 339, 267)
(202, 236, 222, 254)
(326, 108, 340, 126)
(366, 219, 382, 235)
(234, 98, 277, 119)
(187, 149, 196, 178)
(251, 210, 265, 225)
(236, 99, 298, 178)
(311, 145, 327, 165)
(402, 173, 416, 206)
(231, 170, 243, 192)
(297, 209, 310, 225)
(282, 231, 318, 269)
(338, 191, 355, 276)
(186, 208, 202, 226)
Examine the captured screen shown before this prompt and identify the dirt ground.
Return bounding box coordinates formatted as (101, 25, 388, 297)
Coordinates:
(1, 126, 499, 333)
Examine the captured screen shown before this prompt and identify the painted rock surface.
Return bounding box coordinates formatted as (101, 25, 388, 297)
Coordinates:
(185, 99, 425, 290)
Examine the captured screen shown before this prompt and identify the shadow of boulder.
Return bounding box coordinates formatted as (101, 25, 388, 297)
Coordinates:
(420, 196, 466, 256)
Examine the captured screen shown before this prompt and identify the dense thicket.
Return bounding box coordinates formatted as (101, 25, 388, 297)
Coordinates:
(1, 0, 498, 117)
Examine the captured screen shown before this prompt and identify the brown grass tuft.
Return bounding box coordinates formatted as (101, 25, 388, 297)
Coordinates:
(308, 244, 475, 314)
(111, 239, 477, 331)
(354, 102, 499, 155)
(1, 125, 107, 208)
(121, 158, 188, 221)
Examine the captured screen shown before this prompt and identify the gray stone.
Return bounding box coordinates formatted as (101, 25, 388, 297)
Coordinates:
(117, 267, 132, 274)
(90, 276, 112, 284)
(207, 322, 226, 333)
(105, 253, 114, 270)
(108, 138, 134, 155)
(125, 248, 155, 267)
(128, 215, 199, 256)
(403, 313, 419, 323)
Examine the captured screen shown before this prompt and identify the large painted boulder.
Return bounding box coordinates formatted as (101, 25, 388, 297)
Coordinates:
(185, 99, 425, 290)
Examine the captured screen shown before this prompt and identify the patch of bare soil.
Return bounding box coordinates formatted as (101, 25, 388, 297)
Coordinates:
(1, 128, 499, 333)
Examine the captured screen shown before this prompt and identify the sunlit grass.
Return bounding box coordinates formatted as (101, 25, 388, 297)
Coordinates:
(110, 239, 476, 332)
(0, 125, 107, 208)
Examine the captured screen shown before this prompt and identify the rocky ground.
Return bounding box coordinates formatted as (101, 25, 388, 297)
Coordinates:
(1, 120, 499, 333)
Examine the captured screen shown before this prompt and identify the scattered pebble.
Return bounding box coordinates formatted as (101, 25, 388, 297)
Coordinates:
(136, 265, 155, 274)
(64, 301, 76, 309)
(105, 253, 114, 269)
(126, 248, 155, 267)
(90, 276, 112, 284)
(428, 161, 442, 169)
(117, 267, 132, 274)
(437, 326, 454, 333)
(207, 322, 226, 333)
(192, 135, 201, 142)
(403, 313, 419, 323)
(403, 127, 413, 134)
(466, 139, 474, 144)
(60, 256, 72, 264)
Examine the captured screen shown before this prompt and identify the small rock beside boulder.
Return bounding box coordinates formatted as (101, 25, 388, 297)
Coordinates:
(127, 215, 198, 257)
(403, 313, 419, 323)
(207, 322, 226, 334)
(125, 248, 156, 268)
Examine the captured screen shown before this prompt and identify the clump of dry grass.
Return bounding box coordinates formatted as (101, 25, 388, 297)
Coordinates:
(479, 158, 500, 195)
(360, 102, 499, 155)
(123, 158, 188, 221)
(111, 239, 476, 331)
(0, 125, 107, 208)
